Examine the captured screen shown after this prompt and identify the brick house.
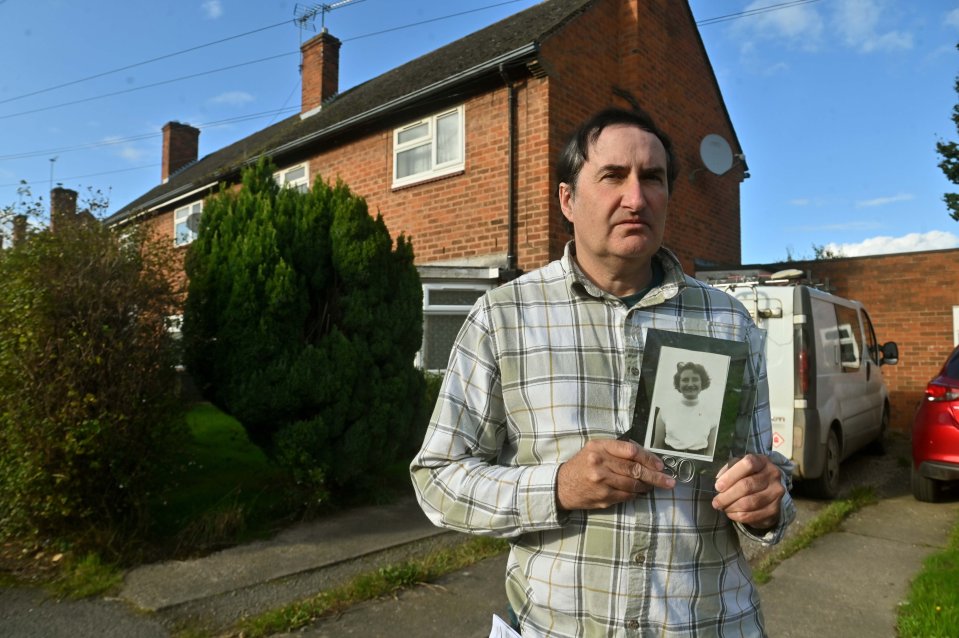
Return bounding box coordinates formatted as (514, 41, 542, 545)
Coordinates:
(106, 0, 747, 370)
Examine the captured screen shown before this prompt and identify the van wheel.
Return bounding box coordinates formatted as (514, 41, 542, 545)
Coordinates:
(865, 408, 889, 455)
(911, 466, 942, 503)
(804, 430, 841, 500)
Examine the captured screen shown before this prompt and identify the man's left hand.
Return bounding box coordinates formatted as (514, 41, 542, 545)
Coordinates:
(710, 454, 785, 530)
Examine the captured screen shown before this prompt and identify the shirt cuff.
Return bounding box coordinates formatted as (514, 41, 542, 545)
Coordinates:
(515, 463, 568, 530)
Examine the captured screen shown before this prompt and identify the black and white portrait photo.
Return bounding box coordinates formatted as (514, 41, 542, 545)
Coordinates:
(644, 346, 731, 461)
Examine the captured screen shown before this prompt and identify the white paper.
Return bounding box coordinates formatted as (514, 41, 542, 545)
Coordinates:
(489, 613, 522, 637)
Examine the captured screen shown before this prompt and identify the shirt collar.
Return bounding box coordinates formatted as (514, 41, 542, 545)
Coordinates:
(561, 240, 686, 303)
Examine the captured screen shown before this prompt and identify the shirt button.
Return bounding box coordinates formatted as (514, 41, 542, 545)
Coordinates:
(629, 366, 639, 376)
(633, 553, 645, 564)
(626, 619, 640, 630)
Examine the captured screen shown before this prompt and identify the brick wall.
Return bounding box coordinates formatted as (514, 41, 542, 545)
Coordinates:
(781, 249, 959, 431)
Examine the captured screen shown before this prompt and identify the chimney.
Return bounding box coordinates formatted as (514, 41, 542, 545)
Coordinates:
(162, 121, 200, 183)
(300, 29, 341, 115)
(49, 186, 78, 234)
(11, 214, 27, 247)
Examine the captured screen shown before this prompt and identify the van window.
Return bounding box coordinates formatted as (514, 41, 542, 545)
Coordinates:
(862, 310, 880, 365)
(835, 305, 862, 371)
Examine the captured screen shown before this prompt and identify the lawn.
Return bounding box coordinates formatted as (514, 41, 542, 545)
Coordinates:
(150, 402, 297, 553)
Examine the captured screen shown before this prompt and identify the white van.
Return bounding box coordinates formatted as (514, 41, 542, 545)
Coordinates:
(711, 270, 899, 499)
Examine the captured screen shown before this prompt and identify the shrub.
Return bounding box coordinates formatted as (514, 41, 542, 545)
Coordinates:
(0, 221, 186, 547)
(183, 158, 424, 499)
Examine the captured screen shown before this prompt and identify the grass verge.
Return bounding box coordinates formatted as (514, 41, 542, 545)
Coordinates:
(897, 518, 959, 637)
(223, 536, 509, 638)
(752, 486, 877, 584)
(151, 402, 295, 553)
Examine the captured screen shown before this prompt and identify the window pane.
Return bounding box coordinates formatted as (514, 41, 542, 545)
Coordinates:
(284, 166, 306, 184)
(174, 221, 194, 246)
(423, 313, 468, 370)
(398, 122, 429, 145)
(436, 112, 461, 165)
(429, 289, 484, 306)
(397, 143, 431, 178)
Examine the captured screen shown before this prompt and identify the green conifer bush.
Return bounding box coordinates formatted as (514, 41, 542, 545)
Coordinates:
(183, 159, 424, 497)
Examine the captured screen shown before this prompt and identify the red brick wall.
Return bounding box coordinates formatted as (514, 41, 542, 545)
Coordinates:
(783, 249, 959, 431)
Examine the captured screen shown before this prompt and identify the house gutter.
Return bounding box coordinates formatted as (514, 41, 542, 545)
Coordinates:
(498, 63, 518, 278)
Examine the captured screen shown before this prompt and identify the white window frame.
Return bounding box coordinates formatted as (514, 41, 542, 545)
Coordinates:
(417, 282, 490, 371)
(174, 200, 203, 247)
(392, 105, 465, 189)
(275, 162, 310, 192)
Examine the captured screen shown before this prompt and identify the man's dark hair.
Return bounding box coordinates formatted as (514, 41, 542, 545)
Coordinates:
(557, 107, 680, 233)
(673, 361, 711, 392)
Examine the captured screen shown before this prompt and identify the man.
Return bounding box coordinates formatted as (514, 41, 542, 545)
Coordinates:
(411, 107, 794, 637)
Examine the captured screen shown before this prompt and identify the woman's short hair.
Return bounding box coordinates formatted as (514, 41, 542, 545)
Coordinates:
(673, 361, 711, 392)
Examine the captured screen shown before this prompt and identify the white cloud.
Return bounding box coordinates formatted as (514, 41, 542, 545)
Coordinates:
(854, 192, 915, 208)
(208, 91, 254, 107)
(202, 0, 223, 19)
(733, 0, 825, 53)
(822, 230, 959, 257)
(946, 8, 959, 29)
(832, 0, 912, 53)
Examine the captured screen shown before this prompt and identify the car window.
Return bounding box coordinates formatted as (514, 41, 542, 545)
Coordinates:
(945, 347, 959, 380)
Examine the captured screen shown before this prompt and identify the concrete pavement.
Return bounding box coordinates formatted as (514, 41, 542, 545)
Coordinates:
(2, 437, 958, 637)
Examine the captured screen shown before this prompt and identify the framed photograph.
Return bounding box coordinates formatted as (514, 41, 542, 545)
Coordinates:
(629, 329, 752, 489)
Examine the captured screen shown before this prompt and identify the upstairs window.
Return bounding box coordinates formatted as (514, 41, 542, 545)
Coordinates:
(174, 201, 203, 247)
(393, 105, 464, 188)
(275, 163, 309, 192)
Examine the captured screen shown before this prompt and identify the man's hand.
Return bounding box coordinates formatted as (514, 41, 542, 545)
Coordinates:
(711, 454, 785, 530)
(556, 439, 676, 511)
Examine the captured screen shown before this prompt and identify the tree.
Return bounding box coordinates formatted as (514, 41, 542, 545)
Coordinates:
(936, 48, 959, 222)
(183, 158, 424, 498)
(812, 243, 844, 260)
(0, 203, 186, 546)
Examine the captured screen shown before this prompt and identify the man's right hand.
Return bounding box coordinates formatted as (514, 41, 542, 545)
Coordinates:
(556, 439, 676, 511)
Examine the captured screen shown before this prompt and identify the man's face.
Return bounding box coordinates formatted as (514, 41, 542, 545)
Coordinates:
(559, 124, 670, 270)
(679, 369, 703, 401)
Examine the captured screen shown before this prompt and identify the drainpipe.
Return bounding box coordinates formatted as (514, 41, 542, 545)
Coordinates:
(499, 64, 519, 280)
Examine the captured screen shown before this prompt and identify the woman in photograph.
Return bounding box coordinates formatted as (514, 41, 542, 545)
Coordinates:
(652, 361, 717, 456)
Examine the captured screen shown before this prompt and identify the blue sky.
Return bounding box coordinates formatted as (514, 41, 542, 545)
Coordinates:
(1, 0, 958, 263)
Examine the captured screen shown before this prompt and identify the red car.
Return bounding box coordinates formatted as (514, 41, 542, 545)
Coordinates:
(911, 344, 959, 502)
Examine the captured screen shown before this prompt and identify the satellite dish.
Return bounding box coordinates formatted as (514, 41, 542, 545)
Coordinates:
(700, 134, 734, 176)
(185, 212, 202, 233)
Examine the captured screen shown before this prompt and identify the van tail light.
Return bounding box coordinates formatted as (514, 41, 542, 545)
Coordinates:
(925, 381, 959, 402)
(795, 325, 810, 398)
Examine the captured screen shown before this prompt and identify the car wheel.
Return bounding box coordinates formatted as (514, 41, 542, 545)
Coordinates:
(911, 465, 942, 503)
(865, 407, 889, 455)
(804, 429, 841, 500)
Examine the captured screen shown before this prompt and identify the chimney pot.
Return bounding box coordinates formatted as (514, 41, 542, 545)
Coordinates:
(162, 122, 200, 183)
(300, 31, 341, 114)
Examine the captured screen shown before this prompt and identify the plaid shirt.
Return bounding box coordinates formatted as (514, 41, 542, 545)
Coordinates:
(411, 243, 795, 637)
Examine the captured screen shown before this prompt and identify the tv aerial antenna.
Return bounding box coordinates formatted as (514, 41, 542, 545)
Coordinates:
(294, 0, 361, 33)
